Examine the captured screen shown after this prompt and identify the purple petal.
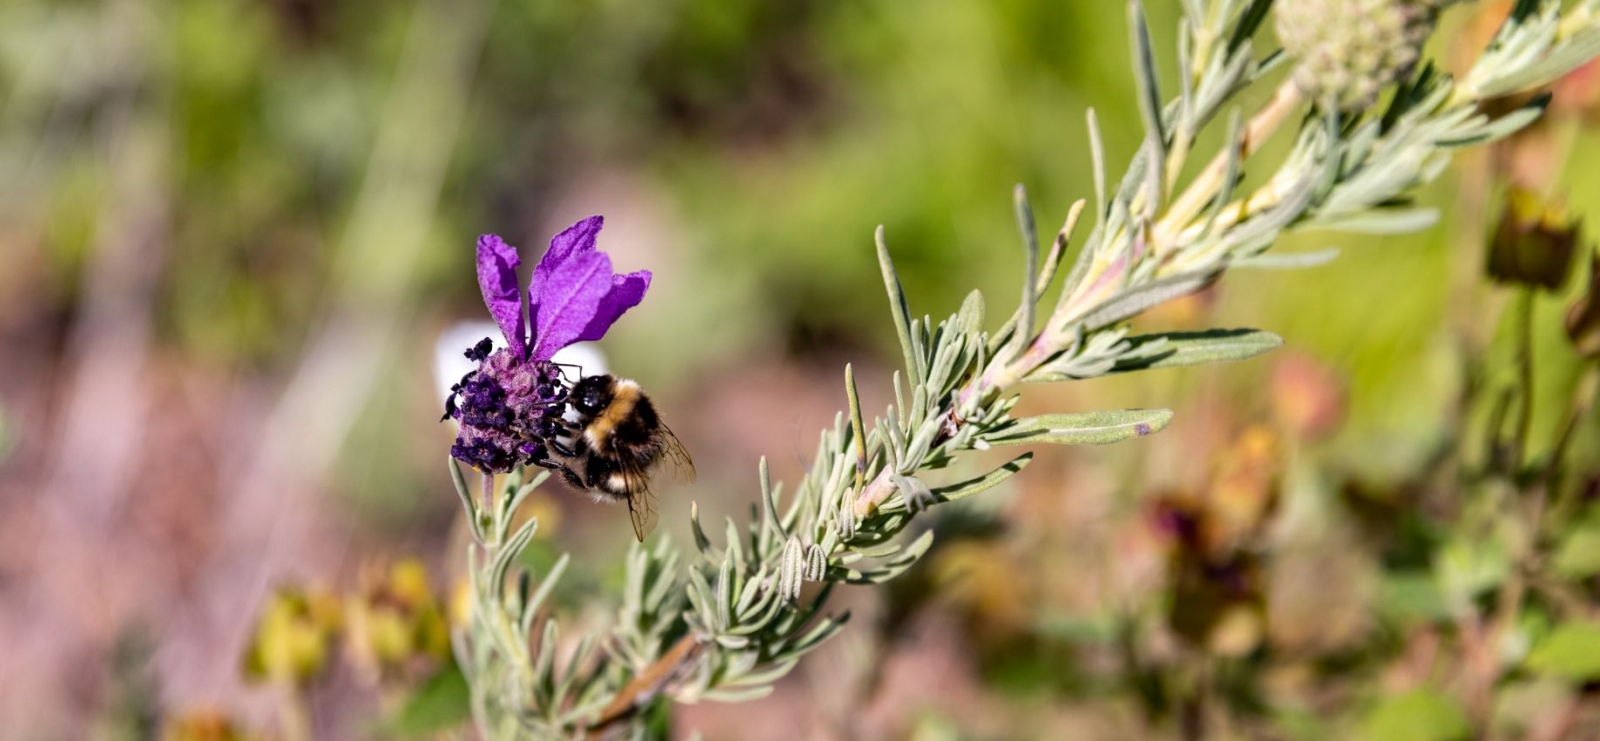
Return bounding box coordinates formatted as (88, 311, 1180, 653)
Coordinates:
(476, 234, 526, 357)
(535, 215, 604, 282)
(529, 215, 603, 355)
(575, 270, 652, 343)
(529, 216, 603, 339)
(531, 251, 614, 361)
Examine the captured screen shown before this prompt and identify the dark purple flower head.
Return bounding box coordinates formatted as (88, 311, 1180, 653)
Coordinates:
(447, 216, 652, 473)
(446, 347, 567, 472)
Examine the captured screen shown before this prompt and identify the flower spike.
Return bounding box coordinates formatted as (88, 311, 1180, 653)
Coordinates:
(449, 216, 653, 473)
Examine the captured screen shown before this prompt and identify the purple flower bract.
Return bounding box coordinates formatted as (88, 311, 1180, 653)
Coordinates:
(477, 215, 651, 363)
(532, 216, 652, 360)
(477, 234, 527, 359)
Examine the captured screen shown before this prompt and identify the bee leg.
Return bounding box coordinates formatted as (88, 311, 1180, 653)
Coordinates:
(526, 444, 558, 471)
(557, 465, 587, 490)
(549, 439, 582, 458)
(586, 455, 626, 498)
(550, 362, 585, 377)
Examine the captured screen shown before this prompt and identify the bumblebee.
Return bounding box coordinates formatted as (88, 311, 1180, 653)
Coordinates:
(537, 374, 694, 541)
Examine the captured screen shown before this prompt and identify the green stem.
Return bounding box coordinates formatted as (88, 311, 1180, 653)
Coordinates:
(1546, 360, 1599, 524)
(1512, 288, 1537, 472)
(1153, 79, 1303, 254)
(482, 471, 497, 525)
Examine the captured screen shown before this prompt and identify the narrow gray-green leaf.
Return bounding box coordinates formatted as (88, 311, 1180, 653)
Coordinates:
(1478, 31, 1600, 99)
(720, 657, 799, 690)
(759, 456, 786, 543)
(716, 556, 735, 630)
(503, 470, 549, 524)
(447, 458, 482, 542)
(521, 553, 569, 638)
(986, 409, 1174, 446)
(1227, 0, 1273, 53)
(1078, 268, 1220, 329)
(1129, 0, 1165, 206)
(1201, 108, 1245, 239)
(844, 531, 934, 583)
(956, 290, 985, 337)
(1040, 200, 1088, 295)
(875, 226, 919, 378)
(701, 685, 777, 703)
(1110, 328, 1282, 373)
(1305, 208, 1438, 235)
(690, 501, 714, 556)
(1228, 249, 1341, 270)
(1440, 100, 1546, 147)
(1012, 184, 1040, 361)
(890, 474, 935, 513)
(930, 453, 1033, 504)
(1088, 108, 1107, 218)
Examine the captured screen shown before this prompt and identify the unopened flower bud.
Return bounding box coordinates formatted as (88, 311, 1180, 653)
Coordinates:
(1567, 250, 1600, 357)
(1487, 188, 1578, 290)
(1275, 0, 1437, 111)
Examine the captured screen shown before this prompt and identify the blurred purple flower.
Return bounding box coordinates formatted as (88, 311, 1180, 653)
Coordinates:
(446, 216, 651, 472)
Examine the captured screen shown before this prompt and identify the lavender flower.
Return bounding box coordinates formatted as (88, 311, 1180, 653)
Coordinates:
(445, 216, 651, 472)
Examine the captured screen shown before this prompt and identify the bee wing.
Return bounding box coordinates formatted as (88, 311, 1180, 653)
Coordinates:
(659, 424, 696, 485)
(627, 486, 659, 542)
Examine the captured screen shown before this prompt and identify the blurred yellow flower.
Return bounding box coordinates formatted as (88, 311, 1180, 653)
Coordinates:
(450, 577, 474, 627)
(345, 558, 451, 683)
(928, 541, 1032, 642)
(1206, 425, 1281, 555)
(1152, 426, 1284, 656)
(162, 710, 261, 741)
(240, 586, 342, 687)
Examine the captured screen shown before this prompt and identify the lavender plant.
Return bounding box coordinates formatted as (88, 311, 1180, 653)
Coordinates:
(443, 1, 1600, 738)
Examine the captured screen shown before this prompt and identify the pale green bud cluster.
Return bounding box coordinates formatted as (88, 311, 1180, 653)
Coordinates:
(1275, 0, 1439, 111)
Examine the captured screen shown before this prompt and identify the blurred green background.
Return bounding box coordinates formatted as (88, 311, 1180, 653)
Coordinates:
(2, 0, 1599, 739)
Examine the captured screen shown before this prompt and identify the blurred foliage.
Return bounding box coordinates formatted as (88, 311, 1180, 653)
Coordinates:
(0, 0, 1174, 365)
(0, 405, 11, 465)
(386, 660, 472, 738)
(1360, 689, 1472, 741)
(0, 0, 1516, 518)
(96, 630, 161, 741)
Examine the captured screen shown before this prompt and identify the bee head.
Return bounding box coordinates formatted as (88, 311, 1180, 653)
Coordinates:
(572, 375, 614, 416)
